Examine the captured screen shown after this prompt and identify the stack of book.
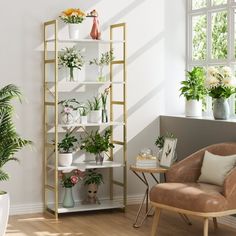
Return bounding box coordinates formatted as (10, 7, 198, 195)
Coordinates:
(136, 155, 157, 167)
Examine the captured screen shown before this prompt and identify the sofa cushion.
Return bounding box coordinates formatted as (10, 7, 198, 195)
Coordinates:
(198, 151, 236, 186)
(150, 183, 227, 212)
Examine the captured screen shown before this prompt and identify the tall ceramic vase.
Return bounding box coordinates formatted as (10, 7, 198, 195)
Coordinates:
(0, 192, 10, 236)
(68, 24, 79, 39)
(63, 187, 75, 208)
(213, 98, 230, 120)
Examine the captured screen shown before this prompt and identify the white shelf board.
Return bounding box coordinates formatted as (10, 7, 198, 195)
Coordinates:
(47, 121, 125, 133)
(46, 81, 125, 85)
(46, 38, 125, 44)
(47, 199, 124, 214)
(48, 161, 123, 172)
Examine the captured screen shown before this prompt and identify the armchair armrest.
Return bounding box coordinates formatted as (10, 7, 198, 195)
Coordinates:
(223, 167, 236, 198)
(166, 149, 205, 183)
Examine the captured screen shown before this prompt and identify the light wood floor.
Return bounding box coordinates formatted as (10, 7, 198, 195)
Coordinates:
(6, 205, 236, 236)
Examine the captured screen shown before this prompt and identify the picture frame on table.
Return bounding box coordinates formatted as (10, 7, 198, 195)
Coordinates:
(160, 138, 177, 168)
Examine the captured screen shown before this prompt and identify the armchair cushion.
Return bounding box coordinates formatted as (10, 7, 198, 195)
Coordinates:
(198, 151, 236, 186)
(150, 182, 227, 213)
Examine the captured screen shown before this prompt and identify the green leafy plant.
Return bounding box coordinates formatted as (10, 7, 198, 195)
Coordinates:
(155, 132, 174, 150)
(101, 86, 110, 110)
(58, 133, 77, 153)
(87, 96, 101, 111)
(83, 169, 104, 186)
(180, 67, 207, 101)
(80, 129, 114, 154)
(0, 84, 32, 182)
(89, 49, 114, 67)
(79, 106, 88, 116)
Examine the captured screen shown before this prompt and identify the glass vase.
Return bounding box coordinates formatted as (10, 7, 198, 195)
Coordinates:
(102, 109, 108, 123)
(98, 66, 106, 82)
(68, 67, 74, 82)
(63, 187, 75, 208)
(95, 152, 104, 165)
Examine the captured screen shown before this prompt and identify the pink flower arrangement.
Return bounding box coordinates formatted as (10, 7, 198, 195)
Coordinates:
(60, 169, 84, 188)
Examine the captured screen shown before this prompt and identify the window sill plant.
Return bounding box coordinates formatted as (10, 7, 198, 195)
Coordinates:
(180, 67, 207, 117)
(205, 66, 236, 120)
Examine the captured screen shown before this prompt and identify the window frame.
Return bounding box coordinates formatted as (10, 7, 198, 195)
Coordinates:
(187, 0, 236, 116)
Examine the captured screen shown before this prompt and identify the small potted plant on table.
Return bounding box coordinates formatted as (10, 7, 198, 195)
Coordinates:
(0, 84, 32, 235)
(83, 169, 104, 205)
(80, 129, 114, 165)
(58, 133, 77, 167)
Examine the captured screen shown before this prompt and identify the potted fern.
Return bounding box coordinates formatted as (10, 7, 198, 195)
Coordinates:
(87, 96, 102, 123)
(180, 67, 207, 117)
(0, 84, 31, 235)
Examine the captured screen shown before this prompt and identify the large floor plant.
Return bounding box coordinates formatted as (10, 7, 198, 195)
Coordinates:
(0, 84, 31, 235)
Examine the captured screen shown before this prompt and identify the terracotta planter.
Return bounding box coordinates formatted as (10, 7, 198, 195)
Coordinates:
(0, 191, 9, 236)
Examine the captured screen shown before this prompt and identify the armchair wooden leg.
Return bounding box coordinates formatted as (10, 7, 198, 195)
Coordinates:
(203, 217, 209, 236)
(151, 208, 161, 236)
(213, 217, 218, 231)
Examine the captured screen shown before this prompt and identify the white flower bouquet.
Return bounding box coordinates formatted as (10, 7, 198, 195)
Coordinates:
(205, 66, 236, 99)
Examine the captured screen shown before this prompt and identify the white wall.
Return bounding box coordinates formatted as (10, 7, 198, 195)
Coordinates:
(0, 0, 186, 214)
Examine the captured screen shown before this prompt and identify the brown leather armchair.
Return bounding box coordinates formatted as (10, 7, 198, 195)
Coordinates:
(150, 142, 236, 236)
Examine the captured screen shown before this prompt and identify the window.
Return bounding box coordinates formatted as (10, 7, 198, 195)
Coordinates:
(187, 0, 236, 116)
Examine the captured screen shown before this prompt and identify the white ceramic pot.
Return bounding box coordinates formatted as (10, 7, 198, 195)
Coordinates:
(68, 24, 79, 39)
(58, 153, 73, 167)
(0, 191, 9, 236)
(89, 110, 102, 123)
(185, 99, 202, 117)
(80, 116, 87, 124)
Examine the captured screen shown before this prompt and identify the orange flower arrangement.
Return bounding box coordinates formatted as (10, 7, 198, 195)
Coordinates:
(60, 8, 86, 24)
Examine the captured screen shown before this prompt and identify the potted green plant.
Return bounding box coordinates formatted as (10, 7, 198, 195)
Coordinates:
(83, 169, 104, 204)
(0, 84, 32, 235)
(79, 105, 88, 124)
(180, 67, 207, 117)
(58, 133, 77, 167)
(89, 49, 114, 82)
(60, 8, 86, 39)
(58, 46, 84, 81)
(80, 129, 114, 165)
(101, 86, 111, 123)
(87, 96, 102, 123)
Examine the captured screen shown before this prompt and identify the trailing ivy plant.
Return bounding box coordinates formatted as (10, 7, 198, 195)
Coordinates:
(180, 67, 207, 101)
(0, 84, 32, 182)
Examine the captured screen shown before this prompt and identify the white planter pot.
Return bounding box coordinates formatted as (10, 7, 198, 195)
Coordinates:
(80, 116, 88, 124)
(185, 99, 202, 117)
(89, 110, 102, 123)
(58, 153, 73, 167)
(68, 24, 79, 39)
(0, 191, 9, 236)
